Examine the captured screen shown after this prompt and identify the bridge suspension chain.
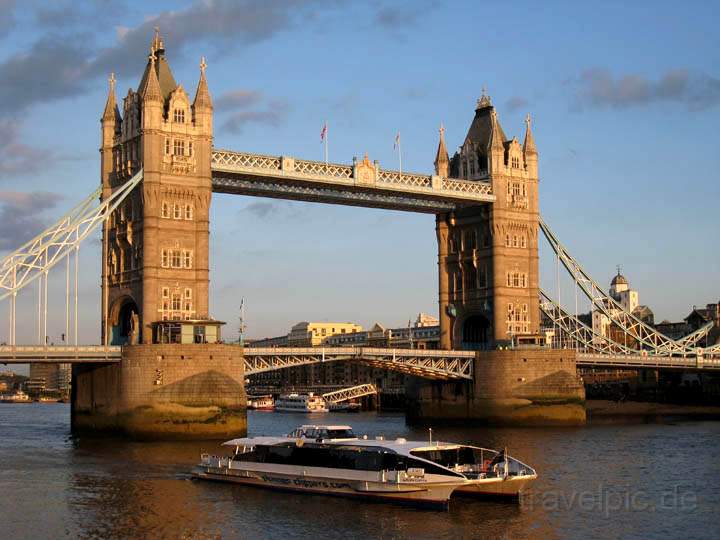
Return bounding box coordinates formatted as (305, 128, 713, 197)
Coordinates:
(1, 171, 142, 345)
(539, 217, 699, 356)
(539, 289, 637, 355)
(0, 170, 143, 301)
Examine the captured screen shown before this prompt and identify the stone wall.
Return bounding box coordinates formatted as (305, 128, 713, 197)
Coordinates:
(72, 343, 246, 440)
(406, 348, 586, 425)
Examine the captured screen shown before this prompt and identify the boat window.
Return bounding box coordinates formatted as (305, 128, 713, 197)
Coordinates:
(326, 428, 355, 439)
(233, 443, 464, 477)
(410, 447, 478, 467)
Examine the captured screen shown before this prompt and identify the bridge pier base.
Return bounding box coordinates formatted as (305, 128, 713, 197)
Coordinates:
(71, 344, 246, 440)
(405, 349, 586, 426)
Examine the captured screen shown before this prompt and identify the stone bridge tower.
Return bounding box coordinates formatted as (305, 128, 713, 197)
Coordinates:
(100, 30, 213, 345)
(436, 93, 540, 349)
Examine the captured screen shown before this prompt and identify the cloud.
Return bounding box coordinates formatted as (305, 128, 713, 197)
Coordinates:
(0, 35, 91, 116)
(215, 90, 263, 111)
(572, 68, 720, 111)
(374, 1, 430, 28)
(244, 201, 279, 219)
(0, 120, 52, 180)
(0, 0, 338, 116)
(505, 96, 529, 112)
(0, 190, 62, 250)
(88, 0, 338, 80)
(221, 100, 289, 134)
(0, 0, 15, 38)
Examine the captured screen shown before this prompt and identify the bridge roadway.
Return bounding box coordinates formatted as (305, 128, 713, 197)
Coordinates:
(210, 150, 495, 213)
(0, 345, 476, 380)
(2, 345, 718, 374)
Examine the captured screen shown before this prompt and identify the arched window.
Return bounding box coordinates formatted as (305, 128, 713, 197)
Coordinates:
(161, 202, 170, 218)
(184, 204, 193, 220)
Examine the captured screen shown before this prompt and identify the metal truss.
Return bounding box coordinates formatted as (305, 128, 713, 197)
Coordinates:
(321, 383, 378, 403)
(539, 217, 701, 357)
(211, 149, 495, 210)
(212, 175, 459, 213)
(0, 170, 143, 301)
(244, 347, 475, 380)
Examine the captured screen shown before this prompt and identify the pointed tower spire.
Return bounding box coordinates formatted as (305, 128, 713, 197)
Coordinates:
(102, 72, 119, 121)
(434, 123, 449, 177)
(487, 109, 505, 152)
(523, 113, 537, 155)
(140, 47, 162, 103)
(192, 56, 212, 110)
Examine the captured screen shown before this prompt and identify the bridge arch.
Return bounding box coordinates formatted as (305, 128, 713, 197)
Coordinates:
(109, 296, 140, 345)
(459, 314, 492, 350)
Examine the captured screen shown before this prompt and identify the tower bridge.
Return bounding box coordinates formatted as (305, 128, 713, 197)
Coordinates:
(1, 29, 718, 438)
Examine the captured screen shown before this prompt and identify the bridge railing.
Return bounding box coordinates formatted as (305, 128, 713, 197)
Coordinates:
(0, 345, 122, 362)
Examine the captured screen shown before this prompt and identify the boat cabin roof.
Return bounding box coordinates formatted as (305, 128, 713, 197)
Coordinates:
(221, 435, 473, 455)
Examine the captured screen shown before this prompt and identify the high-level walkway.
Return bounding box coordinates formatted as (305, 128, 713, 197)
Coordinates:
(211, 150, 494, 213)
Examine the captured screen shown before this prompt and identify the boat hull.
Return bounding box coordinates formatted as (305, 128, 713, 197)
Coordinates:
(454, 474, 537, 498)
(192, 464, 464, 509)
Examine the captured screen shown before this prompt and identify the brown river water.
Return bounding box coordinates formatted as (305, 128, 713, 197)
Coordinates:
(1, 404, 718, 539)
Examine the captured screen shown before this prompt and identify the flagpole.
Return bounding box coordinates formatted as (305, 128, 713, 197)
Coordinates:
(399, 138, 402, 180)
(324, 121, 328, 166)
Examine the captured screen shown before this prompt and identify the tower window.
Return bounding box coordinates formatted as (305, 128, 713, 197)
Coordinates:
(184, 288, 192, 299)
(164, 138, 170, 155)
(171, 250, 182, 268)
(173, 204, 181, 219)
(511, 156, 521, 169)
(173, 139, 185, 156)
(184, 204, 193, 220)
(161, 202, 170, 218)
(188, 142, 193, 156)
(173, 109, 185, 123)
(183, 250, 193, 268)
(172, 293, 181, 311)
(161, 249, 169, 268)
(162, 287, 169, 298)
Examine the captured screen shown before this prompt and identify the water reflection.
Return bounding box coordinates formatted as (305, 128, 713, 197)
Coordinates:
(1, 404, 718, 539)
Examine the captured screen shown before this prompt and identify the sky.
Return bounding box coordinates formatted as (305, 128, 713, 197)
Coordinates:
(0, 0, 718, 353)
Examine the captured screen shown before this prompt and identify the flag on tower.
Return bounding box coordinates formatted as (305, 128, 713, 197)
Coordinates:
(320, 122, 327, 142)
(394, 131, 400, 150)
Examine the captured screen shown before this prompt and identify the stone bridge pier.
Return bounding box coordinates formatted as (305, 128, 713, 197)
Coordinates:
(72, 344, 247, 440)
(405, 349, 586, 426)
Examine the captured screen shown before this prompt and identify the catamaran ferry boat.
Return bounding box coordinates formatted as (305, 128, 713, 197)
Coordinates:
(274, 393, 328, 413)
(192, 425, 537, 508)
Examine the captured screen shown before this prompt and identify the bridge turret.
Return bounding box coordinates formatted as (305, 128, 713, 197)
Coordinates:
(522, 113, 538, 178)
(487, 109, 506, 175)
(100, 73, 120, 194)
(192, 57, 213, 135)
(140, 49, 163, 127)
(434, 124, 449, 177)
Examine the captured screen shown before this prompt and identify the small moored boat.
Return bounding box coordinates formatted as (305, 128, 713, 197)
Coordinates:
(274, 393, 328, 413)
(247, 395, 275, 411)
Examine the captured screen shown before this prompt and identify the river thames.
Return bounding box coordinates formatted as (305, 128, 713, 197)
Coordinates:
(1, 404, 718, 539)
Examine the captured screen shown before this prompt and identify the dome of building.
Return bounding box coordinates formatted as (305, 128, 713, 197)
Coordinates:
(611, 273, 628, 287)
